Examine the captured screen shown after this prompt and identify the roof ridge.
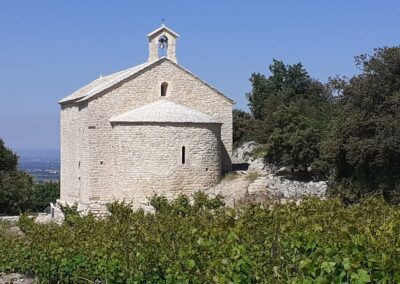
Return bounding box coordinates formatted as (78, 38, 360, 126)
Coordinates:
(58, 62, 150, 104)
(59, 58, 234, 105)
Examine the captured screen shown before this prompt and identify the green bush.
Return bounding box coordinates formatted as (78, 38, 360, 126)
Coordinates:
(1, 195, 400, 283)
(0, 138, 34, 215)
(30, 182, 60, 212)
(323, 46, 400, 202)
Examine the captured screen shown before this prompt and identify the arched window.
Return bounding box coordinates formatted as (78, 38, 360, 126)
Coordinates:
(161, 82, 168, 97)
(182, 146, 186, 164)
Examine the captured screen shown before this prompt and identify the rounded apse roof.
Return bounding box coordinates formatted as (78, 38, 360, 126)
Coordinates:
(110, 100, 220, 124)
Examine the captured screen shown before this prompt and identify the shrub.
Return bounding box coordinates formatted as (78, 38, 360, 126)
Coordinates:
(0, 195, 400, 283)
(30, 182, 60, 212)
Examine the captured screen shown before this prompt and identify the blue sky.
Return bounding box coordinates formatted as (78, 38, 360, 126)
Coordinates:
(0, 0, 399, 150)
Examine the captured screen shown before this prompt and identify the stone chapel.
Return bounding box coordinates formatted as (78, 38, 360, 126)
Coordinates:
(57, 24, 234, 213)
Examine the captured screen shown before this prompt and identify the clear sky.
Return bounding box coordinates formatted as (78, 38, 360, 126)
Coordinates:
(0, 0, 399, 151)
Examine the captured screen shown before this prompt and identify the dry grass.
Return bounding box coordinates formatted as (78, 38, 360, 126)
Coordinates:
(244, 171, 263, 182)
(0, 220, 24, 237)
(222, 172, 240, 181)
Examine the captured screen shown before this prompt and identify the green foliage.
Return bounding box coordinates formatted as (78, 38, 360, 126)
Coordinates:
(324, 46, 400, 202)
(1, 196, 400, 283)
(247, 60, 315, 121)
(0, 138, 59, 214)
(243, 60, 333, 176)
(265, 102, 322, 172)
(0, 138, 18, 172)
(0, 170, 33, 215)
(233, 109, 255, 146)
(58, 203, 81, 226)
(0, 138, 34, 215)
(30, 182, 60, 212)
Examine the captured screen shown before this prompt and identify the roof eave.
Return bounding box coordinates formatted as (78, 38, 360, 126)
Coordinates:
(147, 25, 180, 38)
(58, 97, 85, 105)
(59, 57, 235, 106)
(110, 120, 222, 125)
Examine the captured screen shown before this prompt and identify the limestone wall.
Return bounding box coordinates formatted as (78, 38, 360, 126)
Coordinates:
(60, 103, 91, 204)
(60, 59, 232, 206)
(111, 123, 221, 208)
(83, 60, 231, 202)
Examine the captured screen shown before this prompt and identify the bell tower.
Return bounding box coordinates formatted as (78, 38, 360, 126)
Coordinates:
(147, 23, 180, 63)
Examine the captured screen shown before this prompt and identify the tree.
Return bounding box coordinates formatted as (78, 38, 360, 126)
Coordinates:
(0, 138, 18, 172)
(0, 171, 33, 214)
(233, 109, 255, 146)
(246, 60, 333, 176)
(265, 103, 321, 172)
(324, 47, 400, 203)
(31, 182, 60, 212)
(0, 138, 33, 214)
(247, 60, 315, 120)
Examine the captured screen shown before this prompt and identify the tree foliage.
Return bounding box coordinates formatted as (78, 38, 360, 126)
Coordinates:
(31, 182, 60, 212)
(0, 139, 18, 172)
(247, 60, 314, 121)
(324, 47, 400, 202)
(241, 60, 333, 175)
(232, 109, 255, 146)
(0, 171, 33, 215)
(0, 138, 58, 214)
(0, 138, 33, 215)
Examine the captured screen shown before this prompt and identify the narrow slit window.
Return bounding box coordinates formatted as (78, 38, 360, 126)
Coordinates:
(182, 146, 186, 164)
(161, 82, 168, 97)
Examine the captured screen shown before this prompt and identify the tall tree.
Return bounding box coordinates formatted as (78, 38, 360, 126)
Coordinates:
(31, 182, 60, 212)
(0, 138, 33, 214)
(247, 60, 314, 120)
(233, 109, 255, 146)
(246, 60, 333, 176)
(0, 139, 18, 172)
(324, 47, 400, 202)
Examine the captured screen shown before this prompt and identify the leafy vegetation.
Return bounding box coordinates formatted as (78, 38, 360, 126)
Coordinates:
(234, 46, 400, 200)
(232, 109, 255, 146)
(323, 47, 400, 204)
(0, 138, 59, 214)
(235, 60, 333, 177)
(30, 182, 60, 212)
(1, 195, 399, 283)
(0, 138, 33, 215)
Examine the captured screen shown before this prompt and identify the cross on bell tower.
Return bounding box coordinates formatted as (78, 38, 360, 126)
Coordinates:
(147, 22, 180, 63)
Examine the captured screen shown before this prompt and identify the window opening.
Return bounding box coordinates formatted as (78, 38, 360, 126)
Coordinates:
(161, 82, 168, 97)
(182, 146, 186, 164)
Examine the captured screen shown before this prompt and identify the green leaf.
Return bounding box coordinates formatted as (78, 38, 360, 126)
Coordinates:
(356, 269, 371, 283)
(342, 257, 351, 271)
(187, 259, 196, 269)
(321, 261, 336, 274)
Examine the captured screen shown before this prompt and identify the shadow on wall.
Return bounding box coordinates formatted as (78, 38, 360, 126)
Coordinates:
(220, 143, 232, 173)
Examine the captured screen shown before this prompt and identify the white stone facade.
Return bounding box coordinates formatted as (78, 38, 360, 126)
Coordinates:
(58, 25, 234, 212)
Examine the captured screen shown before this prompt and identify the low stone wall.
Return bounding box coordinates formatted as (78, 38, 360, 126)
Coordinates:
(0, 216, 20, 223)
(247, 174, 327, 202)
(0, 273, 35, 284)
